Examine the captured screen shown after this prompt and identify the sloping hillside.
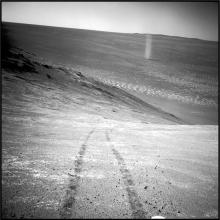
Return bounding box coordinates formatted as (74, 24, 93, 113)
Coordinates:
(2, 47, 184, 125)
(3, 22, 218, 124)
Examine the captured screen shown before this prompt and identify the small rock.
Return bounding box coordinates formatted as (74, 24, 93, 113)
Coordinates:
(47, 74, 52, 79)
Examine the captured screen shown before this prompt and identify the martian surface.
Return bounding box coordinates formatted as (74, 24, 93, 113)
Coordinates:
(2, 22, 218, 219)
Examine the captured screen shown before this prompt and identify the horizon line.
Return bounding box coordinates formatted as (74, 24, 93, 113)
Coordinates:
(2, 20, 218, 43)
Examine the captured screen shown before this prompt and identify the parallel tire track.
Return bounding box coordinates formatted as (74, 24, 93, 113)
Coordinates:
(106, 131, 148, 219)
(60, 129, 95, 219)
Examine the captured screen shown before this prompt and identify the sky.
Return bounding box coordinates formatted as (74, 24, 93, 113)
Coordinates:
(2, 2, 218, 41)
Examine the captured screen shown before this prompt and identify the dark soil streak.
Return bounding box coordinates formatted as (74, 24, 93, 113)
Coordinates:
(106, 131, 148, 219)
(60, 129, 95, 219)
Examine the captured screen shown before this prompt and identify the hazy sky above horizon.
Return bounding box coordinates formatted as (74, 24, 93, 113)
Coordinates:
(2, 2, 218, 41)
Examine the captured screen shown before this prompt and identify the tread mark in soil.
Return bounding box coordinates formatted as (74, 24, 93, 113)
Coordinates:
(106, 131, 148, 219)
(60, 129, 95, 219)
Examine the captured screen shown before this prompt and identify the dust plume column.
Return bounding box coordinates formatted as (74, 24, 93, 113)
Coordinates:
(145, 34, 152, 60)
